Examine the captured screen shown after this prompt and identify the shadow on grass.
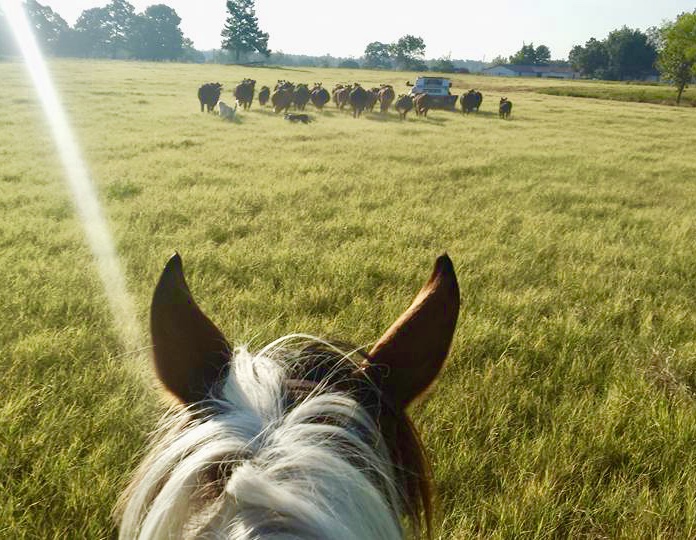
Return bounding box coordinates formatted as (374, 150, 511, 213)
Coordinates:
(232, 65, 314, 74)
(363, 112, 406, 123)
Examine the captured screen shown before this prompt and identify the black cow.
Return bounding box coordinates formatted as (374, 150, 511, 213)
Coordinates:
(234, 79, 255, 110)
(293, 84, 311, 111)
(460, 89, 483, 114)
(348, 84, 369, 118)
(258, 86, 270, 106)
(310, 83, 331, 110)
(499, 97, 513, 119)
(198, 82, 223, 112)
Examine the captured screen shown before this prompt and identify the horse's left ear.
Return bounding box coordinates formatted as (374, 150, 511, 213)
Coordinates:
(365, 255, 460, 409)
(150, 253, 231, 404)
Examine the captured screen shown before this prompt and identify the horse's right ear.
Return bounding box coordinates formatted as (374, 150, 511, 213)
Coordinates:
(365, 255, 460, 409)
(150, 253, 230, 404)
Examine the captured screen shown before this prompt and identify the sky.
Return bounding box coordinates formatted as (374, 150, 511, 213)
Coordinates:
(39, 0, 694, 60)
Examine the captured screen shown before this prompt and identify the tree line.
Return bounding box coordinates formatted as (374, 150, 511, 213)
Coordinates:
(2, 1, 693, 103)
(0, 0, 203, 62)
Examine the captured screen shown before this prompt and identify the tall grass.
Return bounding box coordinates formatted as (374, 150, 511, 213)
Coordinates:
(1, 59, 696, 538)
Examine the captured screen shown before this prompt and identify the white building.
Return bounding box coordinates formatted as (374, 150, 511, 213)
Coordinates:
(483, 64, 579, 79)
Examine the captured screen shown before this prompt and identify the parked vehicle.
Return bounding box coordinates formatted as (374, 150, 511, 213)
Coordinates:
(407, 77, 458, 110)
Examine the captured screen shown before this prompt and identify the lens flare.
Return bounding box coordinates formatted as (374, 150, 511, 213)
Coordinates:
(2, 0, 142, 351)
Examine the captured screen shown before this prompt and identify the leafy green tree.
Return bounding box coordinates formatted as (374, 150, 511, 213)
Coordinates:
(509, 43, 536, 64)
(221, 0, 269, 62)
(534, 44, 551, 64)
(180, 37, 205, 63)
(390, 34, 426, 70)
(338, 59, 360, 69)
(604, 26, 657, 80)
(431, 55, 455, 73)
(489, 55, 508, 66)
(509, 43, 551, 65)
(363, 41, 391, 69)
(569, 38, 609, 77)
(0, 6, 16, 56)
(657, 11, 696, 104)
(22, 0, 71, 55)
(131, 4, 183, 60)
(73, 0, 137, 58)
(73, 7, 111, 57)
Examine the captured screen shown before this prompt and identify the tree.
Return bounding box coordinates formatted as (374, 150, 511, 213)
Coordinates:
(338, 59, 360, 69)
(509, 43, 536, 64)
(431, 55, 455, 73)
(180, 37, 205, 63)
(509, 43, 551, 65)
(73, 0, 137, 58)
(23, 0, 71, 55)
(489, 55, 508, 66)
(132, 4, 183, 60)
(604, 26, 657, 80)
(569, 38, 609, 77)
(0, 6, 17, 56)
(656, 11, 696, 104)
(363, 41, 391, 69)
(390, 34, 425, 70)
(221, 0, 269, 62)
(534, 44, 551, 64)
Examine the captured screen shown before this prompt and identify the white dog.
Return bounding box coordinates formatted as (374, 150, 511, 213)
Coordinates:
(218, 101, 237, 120)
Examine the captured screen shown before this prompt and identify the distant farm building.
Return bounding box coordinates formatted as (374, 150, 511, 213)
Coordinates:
(483, 64, 579, 79)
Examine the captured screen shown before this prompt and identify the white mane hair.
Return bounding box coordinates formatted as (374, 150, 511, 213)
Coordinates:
(118, 335, 406, 540)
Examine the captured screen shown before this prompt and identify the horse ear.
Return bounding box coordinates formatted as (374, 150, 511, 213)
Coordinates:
(365, 255, 460, 409)
(150, 253, 231, 404)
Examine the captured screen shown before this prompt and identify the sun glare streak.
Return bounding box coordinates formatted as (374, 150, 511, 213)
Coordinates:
(2, 0, 142, 352)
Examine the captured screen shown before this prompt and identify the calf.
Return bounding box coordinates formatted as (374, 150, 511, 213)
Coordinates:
(499, 97, 513, 119)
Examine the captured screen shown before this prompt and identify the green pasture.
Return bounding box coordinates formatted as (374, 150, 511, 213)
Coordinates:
(1, 59, 696, 539)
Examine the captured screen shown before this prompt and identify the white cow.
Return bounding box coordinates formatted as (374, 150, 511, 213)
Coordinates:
(218, 101, 237, 120)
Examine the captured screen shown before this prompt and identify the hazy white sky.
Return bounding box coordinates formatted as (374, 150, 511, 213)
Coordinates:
(40, 0, 694, 60)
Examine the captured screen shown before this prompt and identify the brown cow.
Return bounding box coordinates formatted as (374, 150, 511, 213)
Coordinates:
(272, 82, 295, 114)
(377, 85, 395, 113)
(348, 84, 369, 118)
(310, 83, 331, 110)
(197, 82, 223, 112)
(414, 93, 431, 118)
(293, 83, 311, 111)
(234, 78, 255, 110)
(365, 87, 380, 112)
(333, 84, 351, 110)
(258, 86, 270, 106)
(395, 94, 414, 120)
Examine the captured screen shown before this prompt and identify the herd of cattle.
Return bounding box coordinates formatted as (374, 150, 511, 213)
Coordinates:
(197, 80, 513, 121)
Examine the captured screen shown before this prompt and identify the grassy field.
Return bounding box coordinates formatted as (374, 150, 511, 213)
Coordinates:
(535, 83, 696, 107)
(1, 59, 696, 539)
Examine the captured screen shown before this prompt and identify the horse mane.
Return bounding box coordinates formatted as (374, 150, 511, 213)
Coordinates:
(116, 335, 432, 539)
